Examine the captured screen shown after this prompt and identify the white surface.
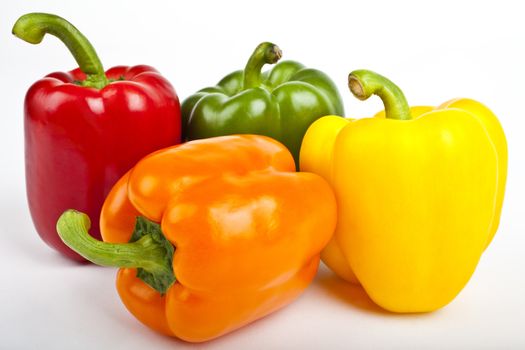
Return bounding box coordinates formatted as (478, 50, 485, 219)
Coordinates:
(1, 1, 524, 349)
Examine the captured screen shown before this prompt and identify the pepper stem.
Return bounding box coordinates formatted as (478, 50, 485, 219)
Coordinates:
(57, 210, 175, 293)
(243, 42, 282, 89)
(12, 13, 109, 89)
(348, 70, 411, 120)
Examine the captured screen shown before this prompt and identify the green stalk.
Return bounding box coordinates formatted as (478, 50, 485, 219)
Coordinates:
(57, 210, 175, 294)
(12, 13, 109, 89)
(243, 42, 282, 89)
(348, 69, 412, 120)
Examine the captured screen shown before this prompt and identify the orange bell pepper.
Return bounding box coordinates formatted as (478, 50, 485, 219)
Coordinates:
(56, 135, 336, 342)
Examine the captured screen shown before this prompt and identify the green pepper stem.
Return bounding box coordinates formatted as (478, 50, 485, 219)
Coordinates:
(243, 42, 282, 89)
(12, 13, 109, 89)
(348, 70, 411, 120)
(57, 210, 175, 291)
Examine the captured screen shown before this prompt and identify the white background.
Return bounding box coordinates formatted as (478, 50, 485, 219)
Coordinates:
(1, 1, 524, 349)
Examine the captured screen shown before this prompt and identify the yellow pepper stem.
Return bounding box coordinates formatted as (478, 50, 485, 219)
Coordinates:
(348, 69, 412, 120)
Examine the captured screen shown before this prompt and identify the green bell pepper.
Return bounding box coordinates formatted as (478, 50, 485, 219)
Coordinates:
(181, 42, 344, 166)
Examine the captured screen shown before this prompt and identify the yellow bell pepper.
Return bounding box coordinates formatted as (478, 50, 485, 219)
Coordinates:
(300, 70, 507, 312)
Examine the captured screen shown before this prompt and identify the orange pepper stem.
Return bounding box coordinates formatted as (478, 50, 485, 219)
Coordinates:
(348, 69, 412, 120)
(56, 210, 175, 293)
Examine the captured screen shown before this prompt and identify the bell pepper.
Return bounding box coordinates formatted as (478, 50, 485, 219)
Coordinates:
(56, 135, 336, 342)
(300, 70, 506, 312)
(13, 13, 181, 261)
(181, 42, 344, 166)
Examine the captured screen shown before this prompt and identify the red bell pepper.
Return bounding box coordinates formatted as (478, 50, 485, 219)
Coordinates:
(13, 13, 181, 261)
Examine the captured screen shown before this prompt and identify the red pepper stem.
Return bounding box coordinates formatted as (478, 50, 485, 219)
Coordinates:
(56, 210, 175, 293)
(12, 13, 109, 89)
(348, 70, 412, 120)
(243, 42, 282, 89)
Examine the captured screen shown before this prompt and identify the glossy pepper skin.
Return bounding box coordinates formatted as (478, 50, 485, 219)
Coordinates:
(181, 42, 344, 166)
(57, 135, 336, 342)
(300, 70, 506, 312)
(14, 13, 181, 261)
